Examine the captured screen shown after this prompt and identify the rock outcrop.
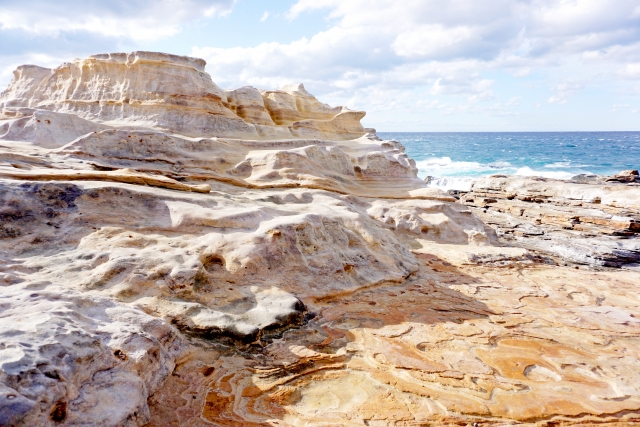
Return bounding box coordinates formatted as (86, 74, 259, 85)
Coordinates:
(1, 52, 640, 426)
(0, 51, 366, 144)
(148, 259, 640, 426)
(459, 174, 640, 267)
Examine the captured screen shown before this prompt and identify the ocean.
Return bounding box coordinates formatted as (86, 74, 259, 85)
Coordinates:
(378, 132, 640, 191)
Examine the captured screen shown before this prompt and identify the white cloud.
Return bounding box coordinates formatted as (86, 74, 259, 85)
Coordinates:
(611, 104, 630, 112)
(429, 76, 495, 101)
(2, 0, 640, 130)
(193, 0, 640, 98)
(512, 67, 531, 77)
(0, 0, 235, 40)
(506, 96, 521, 106)
(548, 96, 566, 104)
(286, 0, 340, 20)
(548, 82, 584, 104)
(393, 25, 476, 58)
(620, 63, 640, 79)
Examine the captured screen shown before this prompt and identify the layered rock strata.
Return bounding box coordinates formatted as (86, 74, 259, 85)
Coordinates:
(458, 175, 640, 267)
(0, 51, 366, 143)
(1, 52, 639, 426)
(147, 258, 640, 426)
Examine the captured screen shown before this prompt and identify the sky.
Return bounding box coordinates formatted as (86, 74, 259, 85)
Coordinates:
(1, 0, 640, 131)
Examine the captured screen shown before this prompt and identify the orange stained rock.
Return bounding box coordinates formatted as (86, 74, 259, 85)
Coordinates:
(147, 263, 640, 426)
(4, 51, 640, 427)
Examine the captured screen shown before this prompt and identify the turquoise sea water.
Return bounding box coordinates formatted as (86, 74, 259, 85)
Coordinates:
(378, 132, 640, 190)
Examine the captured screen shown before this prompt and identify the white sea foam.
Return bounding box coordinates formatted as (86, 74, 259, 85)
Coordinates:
(415, 157, 513, 176)
(416, 156, 516, 190)
(416, 156, 591, 191)
(426, 176, 476, 191)
(544, 161, 572, 168)
(544, 161, 592, 169)
(514, 166, 576, 180)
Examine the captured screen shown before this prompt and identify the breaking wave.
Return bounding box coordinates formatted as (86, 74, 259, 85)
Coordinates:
(376, 132, 639, 192)
(416, 157, 589, 191)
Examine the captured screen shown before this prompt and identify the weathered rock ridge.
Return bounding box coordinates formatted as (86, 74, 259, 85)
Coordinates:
(1, 52, 639, 426)
(0, 51, 366, 144)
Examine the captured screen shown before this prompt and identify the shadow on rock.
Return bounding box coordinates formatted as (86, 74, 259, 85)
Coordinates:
(147, 253, 496, 426)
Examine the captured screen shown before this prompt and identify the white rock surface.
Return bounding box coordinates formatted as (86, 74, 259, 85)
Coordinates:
(0, 51, 366, 144)
(462, 175, 640, 266)
(0, 52, 502, 426)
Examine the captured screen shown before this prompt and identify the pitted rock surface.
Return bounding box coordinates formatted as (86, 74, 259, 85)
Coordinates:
(1, 52, 639, 426)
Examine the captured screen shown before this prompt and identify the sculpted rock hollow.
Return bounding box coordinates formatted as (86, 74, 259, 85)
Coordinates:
(1, 52, 639, 426)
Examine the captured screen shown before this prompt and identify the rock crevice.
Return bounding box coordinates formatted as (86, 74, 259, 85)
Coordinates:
(1, 52, 639, 426)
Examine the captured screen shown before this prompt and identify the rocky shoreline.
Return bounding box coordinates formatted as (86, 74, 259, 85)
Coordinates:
(454, 171, 640, 268)
(1, 52, 640, 426)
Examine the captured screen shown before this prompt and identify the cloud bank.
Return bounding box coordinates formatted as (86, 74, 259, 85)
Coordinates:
(0, 0, 234, 88)
(1, 0, 639, 130)
(0, 0, 234, 39)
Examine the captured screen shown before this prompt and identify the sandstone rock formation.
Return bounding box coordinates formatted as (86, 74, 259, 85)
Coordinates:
(147, 258, 640, 426)
(0, 52, 366, 144)
(1, 52, 640, 426)
(607, 169, 640, 183)
(459, 174, 640, 267)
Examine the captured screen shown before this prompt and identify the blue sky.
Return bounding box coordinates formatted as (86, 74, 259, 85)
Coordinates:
(1, 0, 640, 131)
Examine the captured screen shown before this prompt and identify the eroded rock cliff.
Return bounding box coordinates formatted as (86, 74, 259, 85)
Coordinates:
(1, 52, 639, 426)
(0, 52, 366, 143)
